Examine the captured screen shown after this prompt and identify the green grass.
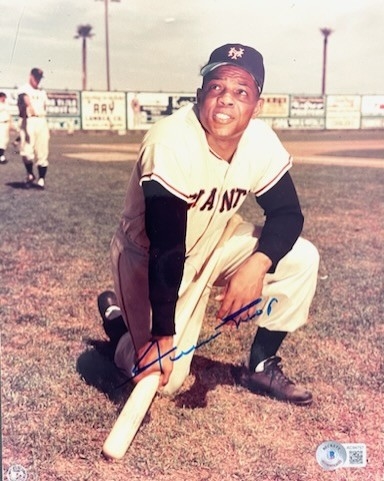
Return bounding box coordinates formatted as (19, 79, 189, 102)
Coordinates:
(1, 130, 384, 481)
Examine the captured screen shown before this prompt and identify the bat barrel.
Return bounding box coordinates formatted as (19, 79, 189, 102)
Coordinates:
(102, 373, 160, 460)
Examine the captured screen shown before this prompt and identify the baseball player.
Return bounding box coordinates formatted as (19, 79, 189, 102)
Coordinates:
(17, 68, 50, 189)
(98, 43, 320, 406)
(0, 92, 11, 163)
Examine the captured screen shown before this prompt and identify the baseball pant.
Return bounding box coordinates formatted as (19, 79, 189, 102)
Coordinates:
(111, 220, 319, 396)
(20, 117, 50, 166)
(0, 123, 9, 150)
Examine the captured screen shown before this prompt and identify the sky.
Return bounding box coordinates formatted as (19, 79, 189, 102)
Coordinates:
(1, 0, 384, 95)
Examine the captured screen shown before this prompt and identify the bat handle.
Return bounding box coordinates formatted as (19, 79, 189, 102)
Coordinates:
(102, 373, 160, 460)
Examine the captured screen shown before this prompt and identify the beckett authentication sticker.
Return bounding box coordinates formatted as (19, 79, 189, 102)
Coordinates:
(342, 443, 367, 468)
(316, 441, 347, 470)
(316, 441, 368, 470)
(6, 464, 28, 481)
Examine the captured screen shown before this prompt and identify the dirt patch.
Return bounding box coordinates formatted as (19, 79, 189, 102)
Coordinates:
(64, 152, 138, 161)
(60, 133, 384, 167)
(285, 138, 384, 167)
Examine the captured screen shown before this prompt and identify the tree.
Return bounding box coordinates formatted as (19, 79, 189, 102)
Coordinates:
(320, 28, 333, 95)
(74, 24, 94, 91)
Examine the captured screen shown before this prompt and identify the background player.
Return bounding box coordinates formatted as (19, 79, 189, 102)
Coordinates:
(0, 91, 11, 164)
(17, 68, 50, 189)
(98, 43, 320, 406)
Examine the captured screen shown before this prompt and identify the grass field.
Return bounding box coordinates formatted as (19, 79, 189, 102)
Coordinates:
(1, 129, 383, 481)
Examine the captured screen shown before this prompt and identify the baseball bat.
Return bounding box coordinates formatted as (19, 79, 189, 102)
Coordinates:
(102, 214, 243, 460)
(102, 372, 159, 460)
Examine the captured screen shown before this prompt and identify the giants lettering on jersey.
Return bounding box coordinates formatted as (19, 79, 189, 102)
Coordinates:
(189, 187, 248, 212)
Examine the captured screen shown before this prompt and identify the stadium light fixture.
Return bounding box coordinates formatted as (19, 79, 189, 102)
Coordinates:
(96, 0, 121, 91)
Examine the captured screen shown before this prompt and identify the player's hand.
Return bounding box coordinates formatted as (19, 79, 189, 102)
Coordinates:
(133, 336, 175, 388)
(216, 252, 272, 324)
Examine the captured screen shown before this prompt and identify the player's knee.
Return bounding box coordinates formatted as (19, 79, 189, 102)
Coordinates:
(303, 239, 320, 271)
(289, 238, 320, 275)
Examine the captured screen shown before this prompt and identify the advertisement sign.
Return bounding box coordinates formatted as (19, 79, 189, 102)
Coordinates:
(361, 117, 384, 129)
(271, 117, 325, 130)
(325, 95, 361, 129)
(46, 91, 80, 116)
(325, 114, 361, 130)
(127, 92, 195, 129)
(326, 95, 361, 113)
(290, 96, 325, 117)
(81, 91, 126, 130)
(47, 117, 80, 131)
(260, 94, 289, 118)
(361, 95, 384, 116)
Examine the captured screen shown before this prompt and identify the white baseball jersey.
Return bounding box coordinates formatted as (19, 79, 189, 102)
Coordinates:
(17, 82, 48, 117)
(120, 103, 292, 274)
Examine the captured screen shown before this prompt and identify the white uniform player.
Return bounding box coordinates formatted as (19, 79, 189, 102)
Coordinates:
(99, 44, 320, 406)
(17, 68, 50, 189)
(0, 92, 11, 163)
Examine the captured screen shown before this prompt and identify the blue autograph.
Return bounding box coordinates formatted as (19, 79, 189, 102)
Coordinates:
(124, 296, 278, 383)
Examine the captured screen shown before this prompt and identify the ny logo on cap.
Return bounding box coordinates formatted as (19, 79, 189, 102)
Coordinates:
(228, 47, 244, 60)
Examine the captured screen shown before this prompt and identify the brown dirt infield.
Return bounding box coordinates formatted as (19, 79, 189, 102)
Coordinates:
(60, 129, 384, 168)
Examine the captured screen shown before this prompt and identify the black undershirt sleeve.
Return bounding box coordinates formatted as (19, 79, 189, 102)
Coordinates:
(255, 172, 304, 272)
(142, 180, 188, 337)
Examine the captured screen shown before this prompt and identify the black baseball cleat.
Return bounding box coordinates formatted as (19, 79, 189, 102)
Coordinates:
(24, 173, 36, 188)
(36, 178, 45, 189)
(97, 290, 127, 345)
(232, 356, 313, 406)
(97, 290, 120, 322)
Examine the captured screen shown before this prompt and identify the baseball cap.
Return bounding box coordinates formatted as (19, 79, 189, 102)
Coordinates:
(200, 43, 265, 93)
(31, 68, 44, 81)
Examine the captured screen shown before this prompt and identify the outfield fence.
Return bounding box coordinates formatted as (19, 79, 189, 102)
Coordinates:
(1, 88, 384, 132)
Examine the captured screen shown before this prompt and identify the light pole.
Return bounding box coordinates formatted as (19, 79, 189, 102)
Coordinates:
(96, 0, 121, 91)
(320, 28, 333, 96)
